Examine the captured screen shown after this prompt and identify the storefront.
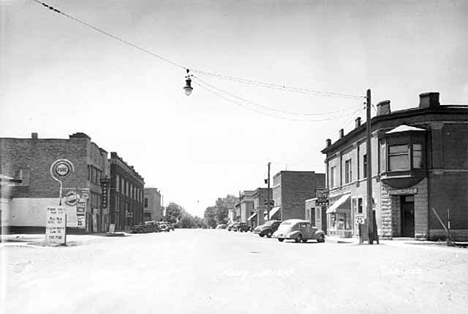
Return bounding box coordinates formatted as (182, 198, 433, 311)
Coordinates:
(326, 194, 353, 238)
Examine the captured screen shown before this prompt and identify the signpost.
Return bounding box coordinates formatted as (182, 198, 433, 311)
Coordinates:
(45, 206, 66, 245)
(50, 159, 75, 205)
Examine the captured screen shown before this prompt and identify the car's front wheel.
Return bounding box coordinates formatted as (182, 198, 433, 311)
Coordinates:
(278, 238, 284, 242)
(266, 231, 272, 238)
(317, 234, 325, 243)
(259, 234, 265, 237)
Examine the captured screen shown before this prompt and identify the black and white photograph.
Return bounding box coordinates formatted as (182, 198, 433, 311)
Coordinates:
(1, 0, 467, 313)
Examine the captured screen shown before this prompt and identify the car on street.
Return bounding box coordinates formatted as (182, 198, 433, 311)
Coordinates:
(254, 220, 282, 238)
(158, 221, 170, 232)
(216, 224, 228, 229)
(231, 222, 251, 232)
(131, 221, 160, 233)
(273, 219, 325, 243)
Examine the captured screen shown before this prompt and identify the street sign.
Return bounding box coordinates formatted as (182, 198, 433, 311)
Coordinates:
(355, 214, 365, 225)
(45, 206, 67, 245)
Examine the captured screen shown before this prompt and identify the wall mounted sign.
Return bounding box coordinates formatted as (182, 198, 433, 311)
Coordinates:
(76, 200, 86, 229)
(389, 188, 418, 195)
(64, 191, 79, 206)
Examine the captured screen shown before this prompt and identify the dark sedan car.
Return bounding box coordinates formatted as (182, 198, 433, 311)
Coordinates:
(232, 222, 251, 232)
(131, 221, 160, 233)
(254, 220, 282, 238)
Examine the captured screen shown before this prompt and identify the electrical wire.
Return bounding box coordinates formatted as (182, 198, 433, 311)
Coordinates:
(193, 75, 362, 116)
(194, 79, 364, 122)
(32, 0, 366, 101)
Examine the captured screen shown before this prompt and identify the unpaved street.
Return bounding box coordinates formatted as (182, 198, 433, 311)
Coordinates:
(2, 230, 468, 314)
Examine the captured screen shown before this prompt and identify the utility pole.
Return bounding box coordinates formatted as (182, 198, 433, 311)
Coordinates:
(267, 162, 271, 221)
(366, 89, 374, 244)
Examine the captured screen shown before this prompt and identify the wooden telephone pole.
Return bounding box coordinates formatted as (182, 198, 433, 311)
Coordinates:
(366, 89, 375, 244)
(266, 162, 271, 221)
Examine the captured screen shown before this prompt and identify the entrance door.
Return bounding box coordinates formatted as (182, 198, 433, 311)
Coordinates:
(401, 195, 415, 237)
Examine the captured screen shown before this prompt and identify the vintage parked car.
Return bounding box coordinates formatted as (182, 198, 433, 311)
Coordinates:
(131, 221, 160, 233)
(216, 224, 228, 229)
(273, 219, 325, 243)
(227, 222, 238, 231)
(232, 222, 251, 232)
(254, 220, 282, 238)
(158, 221, 175, 232)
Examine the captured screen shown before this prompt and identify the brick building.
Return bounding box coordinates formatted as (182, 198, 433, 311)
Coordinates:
(144, 188, 163, 222)
(321, 92, 468, 240)
(109, 152, 145, 231)
(270, 171, 326, 221)
(0, 132, 110, 233)
(247, 187, 272, 228)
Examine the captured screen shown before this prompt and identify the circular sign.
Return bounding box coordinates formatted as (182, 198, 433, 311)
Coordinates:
(65, 191, 79, 206)
(50, 159, 75, 181)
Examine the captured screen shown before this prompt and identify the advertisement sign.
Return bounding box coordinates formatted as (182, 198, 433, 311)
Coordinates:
(355, 214, 365, 225)
(76, 200, 86, 229)
(316, 189, 329, 206)
(100, 179, 110, 209)
(45, 206, 67, 245)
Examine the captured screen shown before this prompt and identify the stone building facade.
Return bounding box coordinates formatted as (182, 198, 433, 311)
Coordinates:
(109, 152, 145, 231)
(0, 132, 110, 233)
(322, 92, 468, 240)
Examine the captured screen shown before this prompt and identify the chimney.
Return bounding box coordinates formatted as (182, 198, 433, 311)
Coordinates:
(376, 100, 391, 116)
(31, 132, 38, 140)
(355, 117, 361, 128)
(419, 92, 440, 108)
(326, 139, 331, 147)
(339, 129, 344, 139)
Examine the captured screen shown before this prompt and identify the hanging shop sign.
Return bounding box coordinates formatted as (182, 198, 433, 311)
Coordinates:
(100, 178, 110, 209)
(45, 206, 67, 245)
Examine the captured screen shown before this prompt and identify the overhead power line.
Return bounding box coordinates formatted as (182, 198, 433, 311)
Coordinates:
(193, 80, 364, 122)
(193, 75, 362, 116)
(32, 0, 366, 101)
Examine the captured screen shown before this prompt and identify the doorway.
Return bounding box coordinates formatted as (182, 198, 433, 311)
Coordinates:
(401, 195, 415, 237)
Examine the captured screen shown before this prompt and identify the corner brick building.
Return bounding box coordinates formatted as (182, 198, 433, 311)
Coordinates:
(321, 92, 468, 240)
(0, 132, 110, 233)
(109, 152, 144, 231)
(271, 171, 326, 221)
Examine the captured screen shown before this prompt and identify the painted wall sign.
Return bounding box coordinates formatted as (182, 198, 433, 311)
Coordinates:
(45, 206, 67, 245)
(389, 188, 418, 195)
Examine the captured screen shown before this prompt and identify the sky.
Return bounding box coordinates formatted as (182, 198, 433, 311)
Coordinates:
(1, 0, 467, 217)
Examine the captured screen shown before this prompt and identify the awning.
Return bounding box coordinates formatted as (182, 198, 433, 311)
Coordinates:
(264, 206, 281, 219)
(386, 125, 426, 134)
(248, 213, 257, 220)
(326, 194, 351, 214)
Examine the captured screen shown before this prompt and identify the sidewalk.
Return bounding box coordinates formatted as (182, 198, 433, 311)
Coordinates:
(326, 235, 467, 248)
(0, 232, 130, 247)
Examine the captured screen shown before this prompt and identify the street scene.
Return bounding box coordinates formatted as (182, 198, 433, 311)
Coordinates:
(3, 230, 468, 314)
(1, 0, 468, 313)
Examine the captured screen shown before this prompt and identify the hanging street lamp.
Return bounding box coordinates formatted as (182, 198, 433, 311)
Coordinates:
(183, 69, 193, 96)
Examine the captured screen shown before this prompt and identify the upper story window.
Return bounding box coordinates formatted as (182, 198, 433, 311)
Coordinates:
(388, 144, 409, 171)
(413, 144, 422, 168)
(363, 155, 367, 178)
(344, 159, 352, 184)
(330, 166, 336, 188)
(144, 198, 148, 208)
